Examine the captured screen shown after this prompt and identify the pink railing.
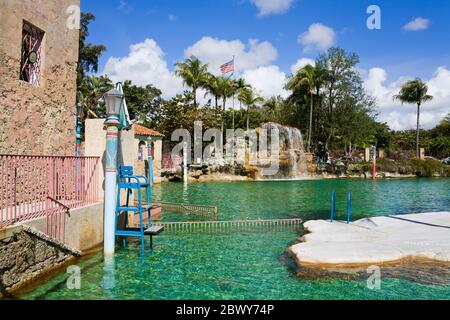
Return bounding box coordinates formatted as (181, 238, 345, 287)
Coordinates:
(0, 155, 100, 241)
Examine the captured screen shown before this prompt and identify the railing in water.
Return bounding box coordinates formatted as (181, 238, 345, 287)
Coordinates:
(154, 218, 303, 233)
(0, 155, 100, 241)
(157, 202, 218, 219)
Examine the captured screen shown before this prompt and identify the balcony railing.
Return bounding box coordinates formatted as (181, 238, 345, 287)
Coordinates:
(0, 155, 100, 241)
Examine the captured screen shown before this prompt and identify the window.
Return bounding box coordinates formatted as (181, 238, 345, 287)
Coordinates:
(138, 141, 146, 161)
(20, 21, 44, 86)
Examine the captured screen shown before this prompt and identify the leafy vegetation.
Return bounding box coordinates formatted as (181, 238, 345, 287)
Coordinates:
(394, 79, 433, 158)
(77, 13, 106, 87)
(76, 13, 449, 162)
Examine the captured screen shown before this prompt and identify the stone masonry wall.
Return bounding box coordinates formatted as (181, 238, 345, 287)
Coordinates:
(0, 0, 80, 155)
(0, 225, 81, 295)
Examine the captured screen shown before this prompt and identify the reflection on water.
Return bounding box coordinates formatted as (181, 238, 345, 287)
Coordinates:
(295, 259, 450, 286)
(102, 256, 116, 294)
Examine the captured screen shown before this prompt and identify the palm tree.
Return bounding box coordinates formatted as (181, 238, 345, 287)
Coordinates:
(204, 73, 221, 113)
(394, 79, 433, 158)
(234, 78, 251, 110)
(78, 75, 114, 119)
(175, 56, 209, 107)
(238, 88, 263, 131)
(76, 91, 96, 119)
(286, 64, 318, 152)
(230, 78, 250, 129)
(216, 77, 236, 133)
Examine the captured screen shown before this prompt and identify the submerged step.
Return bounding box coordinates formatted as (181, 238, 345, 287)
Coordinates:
(144, 226, 165, 236)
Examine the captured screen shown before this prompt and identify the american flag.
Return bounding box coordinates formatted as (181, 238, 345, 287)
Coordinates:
(220, 58, 235, 76)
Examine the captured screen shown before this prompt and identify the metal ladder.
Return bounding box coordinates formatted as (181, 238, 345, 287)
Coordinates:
(115, 166, 164, 251)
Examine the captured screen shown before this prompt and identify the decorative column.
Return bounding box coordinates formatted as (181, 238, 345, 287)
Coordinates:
(371, 145, 377, 180)
(103, 88, 124, 256)
(75, 120, 82, 156)
(104, 115, 120, 256)
(75, 102, 83, 200)
(183, 141, 188, 184)
(147, 138, 154, 186)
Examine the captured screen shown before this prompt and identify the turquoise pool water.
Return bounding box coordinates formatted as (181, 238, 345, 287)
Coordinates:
(18, 178, 450, 300)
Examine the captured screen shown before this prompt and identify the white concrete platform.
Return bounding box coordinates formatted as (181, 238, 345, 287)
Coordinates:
(289, 212, 450, 266)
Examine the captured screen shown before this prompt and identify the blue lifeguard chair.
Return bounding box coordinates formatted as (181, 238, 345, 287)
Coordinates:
(115, 166, 164, 251)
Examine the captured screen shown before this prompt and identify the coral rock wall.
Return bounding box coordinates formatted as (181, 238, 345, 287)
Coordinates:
(0, 0, 80, 155)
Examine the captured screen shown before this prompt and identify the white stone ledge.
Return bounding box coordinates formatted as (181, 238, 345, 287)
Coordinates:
(289, 212, 450, 266)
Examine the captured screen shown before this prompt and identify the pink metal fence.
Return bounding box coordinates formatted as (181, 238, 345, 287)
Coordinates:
(0, 155, 100, 241)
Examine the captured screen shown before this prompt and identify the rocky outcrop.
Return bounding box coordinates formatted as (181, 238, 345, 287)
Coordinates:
(317, 159, 450, 178)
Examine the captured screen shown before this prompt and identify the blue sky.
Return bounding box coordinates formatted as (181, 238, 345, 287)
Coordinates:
(81, 0, 450, 130)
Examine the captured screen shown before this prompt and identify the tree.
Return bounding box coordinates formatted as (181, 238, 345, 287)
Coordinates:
(215, 77, 237, 132)
(122, 80, 162, 124)
(156, 91, 219, 139)
(334, 97, 378, 155)
(394, 79, 433, 158)
(234, 78, 251, 110)
(316, 48, 364, 150)
(77, 13, 106, 86)
(77, 75, 114, 119)
(287, 64, 320, 152)
(204, 73, 222, 112)
(238, 88, 264, 131)
(261, 96, 285, 123)
(175, 56, 209, 107)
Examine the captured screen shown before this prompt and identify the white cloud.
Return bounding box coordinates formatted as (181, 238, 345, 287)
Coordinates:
(364, 67, 450, 130)
(117, 0, 133, 14)
(103, 39, 182, 98)
(291, 58, 315, 74)
(185, 37, 278, 75)
(168, 14, 178, 22)
(403, 17, 430, 31)
(298, 23, 336, 53)
(243, 65, 289, 99)
(250, 0, 295, 16)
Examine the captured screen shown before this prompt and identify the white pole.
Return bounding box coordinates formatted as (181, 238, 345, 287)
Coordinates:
(103, 116, 120, 256)
(147, 138, 154, 186)
(183, 141, 188, 183)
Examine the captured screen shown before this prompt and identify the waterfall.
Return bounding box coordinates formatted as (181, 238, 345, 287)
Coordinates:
(260, 123, 307, 179)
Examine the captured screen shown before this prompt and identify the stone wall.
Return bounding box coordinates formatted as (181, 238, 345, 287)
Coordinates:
(0, 0, 80, 155)
(0, 225, 81, 295)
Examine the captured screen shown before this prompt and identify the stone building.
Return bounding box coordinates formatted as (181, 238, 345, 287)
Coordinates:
(0, 0, 80, 155)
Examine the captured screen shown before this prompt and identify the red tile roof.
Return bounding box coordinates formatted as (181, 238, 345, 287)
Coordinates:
(133, 124, 165, 137)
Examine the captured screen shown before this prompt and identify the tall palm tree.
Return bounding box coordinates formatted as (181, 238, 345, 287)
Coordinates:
(238, 88, 263, 131)
(216, 77, 236, 133)
(394, 79, 433, 158)
(175, 56, 209, 107)
(234, 78, 251, 110)
(204, 73, 221, 113)
(231, 78, 250, 129)
(76, 91, 97, 119)
(286, 64, 318, 152)
(78, 75, 113, 119)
